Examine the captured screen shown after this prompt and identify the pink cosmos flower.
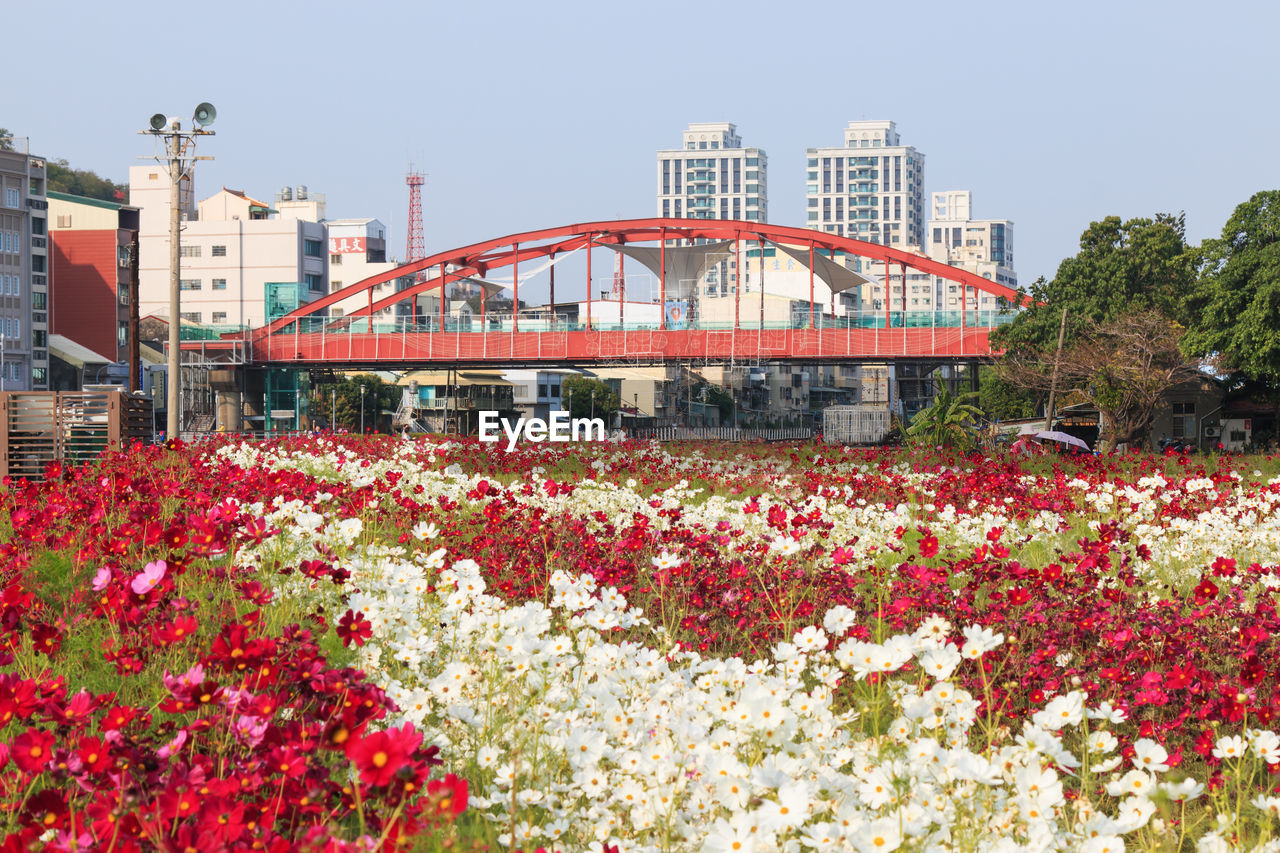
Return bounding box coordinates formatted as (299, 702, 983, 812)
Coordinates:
(131, 560, 167, 595)
(91, 567, 112, 591)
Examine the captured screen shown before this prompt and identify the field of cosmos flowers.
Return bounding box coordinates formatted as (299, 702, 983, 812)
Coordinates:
(1, 435, 1280, 852)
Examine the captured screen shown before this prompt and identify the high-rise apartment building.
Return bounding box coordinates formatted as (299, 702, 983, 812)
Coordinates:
(806, 120, 924, 247)
(657, 123, 767, 222)
(806, 121, 928, 315)
(0, 145, 49, 389)
(926, 190, 1016, 312)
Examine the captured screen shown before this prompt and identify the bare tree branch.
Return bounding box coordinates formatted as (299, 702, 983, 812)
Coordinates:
(994, 311, 1200, 448)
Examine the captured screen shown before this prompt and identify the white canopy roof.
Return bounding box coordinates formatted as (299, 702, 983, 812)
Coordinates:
(604, 241, 734, 300)
(771, 243, 876, 295)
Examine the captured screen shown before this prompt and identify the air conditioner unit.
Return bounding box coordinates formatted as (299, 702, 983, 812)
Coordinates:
(1204, 427, 1221, 438)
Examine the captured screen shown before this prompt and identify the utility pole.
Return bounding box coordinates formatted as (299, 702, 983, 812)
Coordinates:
(1044, 306, 1069, 432)
(141, 104, 216, 440)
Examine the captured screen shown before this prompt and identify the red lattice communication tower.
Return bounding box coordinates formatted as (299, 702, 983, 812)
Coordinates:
(405, 168, 426, 269)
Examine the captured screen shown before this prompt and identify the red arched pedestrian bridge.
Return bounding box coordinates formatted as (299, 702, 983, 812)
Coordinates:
(219, 218, 1026, 368)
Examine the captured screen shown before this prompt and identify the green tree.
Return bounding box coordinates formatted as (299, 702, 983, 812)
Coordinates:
(318, 374, 400, 432)
(0, 129, 13, 152)
(977, 364, 1042, 421)
(1183, 191, 1280, 395)
(991, 214, 1194, 355)
(906, 386, 984, 452)
(562, 376, 619, 421)
(694, 382, 735, 422)
(46, 159, 127, 202)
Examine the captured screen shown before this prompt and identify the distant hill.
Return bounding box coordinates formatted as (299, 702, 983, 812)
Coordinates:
(47, 160, 127, 203)
(2, 128, 127, 203)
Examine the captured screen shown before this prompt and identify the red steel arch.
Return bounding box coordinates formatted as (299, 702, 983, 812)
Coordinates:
(246, 218, 1024, 367)
(263, 218, 1025, 332)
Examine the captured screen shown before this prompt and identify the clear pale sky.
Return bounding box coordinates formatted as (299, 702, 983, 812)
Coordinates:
(8, 0, 1278, 287)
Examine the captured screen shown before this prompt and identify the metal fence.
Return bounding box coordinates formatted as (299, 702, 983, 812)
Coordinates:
(632, 426, 812, 442)
(0, 391, 153, 480)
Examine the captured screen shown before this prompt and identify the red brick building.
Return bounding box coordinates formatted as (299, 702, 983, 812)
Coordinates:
(48, 191, 139, 364)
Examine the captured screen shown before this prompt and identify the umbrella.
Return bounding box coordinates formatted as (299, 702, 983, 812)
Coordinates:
(1035, 430, 1091, 452)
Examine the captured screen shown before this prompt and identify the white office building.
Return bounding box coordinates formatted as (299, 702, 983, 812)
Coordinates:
(325, 218, 402, 319)
(926, 190, 1016, 311)
(657, 122, 767, 223)
(130, 169, 328, 327)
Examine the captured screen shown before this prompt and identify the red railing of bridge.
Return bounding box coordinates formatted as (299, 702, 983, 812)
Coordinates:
(252, 325, 993, 367)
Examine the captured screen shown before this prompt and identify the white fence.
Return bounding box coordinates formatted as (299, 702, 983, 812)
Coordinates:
(632, 426, 812, 442)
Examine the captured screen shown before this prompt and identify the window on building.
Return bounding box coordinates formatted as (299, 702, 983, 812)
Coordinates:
(212, 278, 227, 290)
(179, 245, 201, 257)
(32, 367, 46, 386)
(180, 279, 201, 291)
(31, 218, 45, 236)
(306, 273, 323, 292)
(180, 312, 202, 323)
(31, 256, 44, 273)
(1171, 401, 1195, 438)
(118, 284, 129, 305)
(330, 280, 344, 292)
(31, 292, 45, 309)
(31, 329, 45, 348)
(330, 253, 343, 265)
(211, 245, 227, 257)
(304, 239, 323, 257)
(118, 322, 128, 346)
(4, 189, 19, 208)
(212, 311, 227, 323)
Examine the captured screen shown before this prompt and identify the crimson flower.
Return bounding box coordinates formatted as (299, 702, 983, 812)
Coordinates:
(10, 727, 54, 773)
(425, 772, 468, 821)
(344, 722, 423, 787)
(919, 535, 939, 558)
(336, 609, 373, 648)
(1193, 577, 1219, 603)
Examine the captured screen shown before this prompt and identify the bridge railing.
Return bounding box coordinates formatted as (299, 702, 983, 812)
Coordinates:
(269, 309, 1017, 336)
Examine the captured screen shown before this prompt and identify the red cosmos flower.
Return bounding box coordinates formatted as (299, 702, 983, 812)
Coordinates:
(157, 785, 201, 823)
(344, 722, 424, 787)
(44, 690, 95, 727)
(10, 727, 54, 773)
(1193, 577, 1219, 603)
(155, 615, 199, 645)
(20, 788, 68, 831)
(30, 622, 62, 657)
(336, 610, 373, 648)
(76, 735, 112, 774)
(100, 704, 139, 731)
(425, 772, 468, 821)
(919, 535, 939, 558)
(1210, 556, 1237, 578)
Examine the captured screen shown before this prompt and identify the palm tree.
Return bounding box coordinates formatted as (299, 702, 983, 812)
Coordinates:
(906, 385, 985, 452)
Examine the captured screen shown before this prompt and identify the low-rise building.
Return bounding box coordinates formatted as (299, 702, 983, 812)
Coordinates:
(48, 192, 139, 366)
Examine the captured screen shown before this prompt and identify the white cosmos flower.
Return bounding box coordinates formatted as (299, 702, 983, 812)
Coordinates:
(1249, 728, 1280, 764)
(652, 550, 682, 570)
(1213, 734, 1247, 760)
(1131, 738, 1170, 773)
(960, 624, 1004, 659)
(917, 644, 962, 681)
(822, 605, 858, 635)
